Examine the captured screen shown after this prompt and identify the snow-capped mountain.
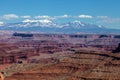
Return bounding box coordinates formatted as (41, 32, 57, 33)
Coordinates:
(0, 20, 119, 34)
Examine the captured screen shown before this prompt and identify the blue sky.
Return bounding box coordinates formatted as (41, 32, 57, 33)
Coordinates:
(0, 0, 120, 29)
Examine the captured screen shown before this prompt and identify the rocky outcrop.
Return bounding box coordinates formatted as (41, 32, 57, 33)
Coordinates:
(3, 51, 120, 80)
(0, 43, 39, 64)
(112, 43, 120, 53)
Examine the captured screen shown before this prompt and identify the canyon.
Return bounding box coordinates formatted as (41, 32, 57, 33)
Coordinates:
(0, 32, 120, 80)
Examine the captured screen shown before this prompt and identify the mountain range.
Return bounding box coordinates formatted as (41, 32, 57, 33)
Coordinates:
(0, 20, 120, 34)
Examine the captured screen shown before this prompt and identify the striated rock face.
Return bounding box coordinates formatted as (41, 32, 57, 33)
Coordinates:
(3, 50, 120, 80)
(0, 43, 39, 65)
(112, 43, 120, 53)
(13, 33, 120, 51)
(0, 33, 120, 80)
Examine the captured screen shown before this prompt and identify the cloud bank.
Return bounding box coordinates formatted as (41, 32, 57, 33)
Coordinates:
(1, 14, 19, 20)
(78, 15, 93, 18)
(22, 19, 52, 23)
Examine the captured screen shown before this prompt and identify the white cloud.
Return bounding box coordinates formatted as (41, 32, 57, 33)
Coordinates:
(0, 21, 4, 26)
(22, 19, 52, 23)
(78, 15, 93, 18)
(2, 14, 19, 20)
(21, 16, 31, 18)
(34, 15, 50, 18)
(34, 15, 55, 20)
(54, 14, 70, 18)
(61, 14, 69, 18)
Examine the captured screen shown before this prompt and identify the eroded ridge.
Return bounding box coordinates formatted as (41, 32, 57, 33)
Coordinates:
(1, 50, 120, 80)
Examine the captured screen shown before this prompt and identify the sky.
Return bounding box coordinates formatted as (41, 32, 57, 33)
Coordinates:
(0, 0, 120, 29)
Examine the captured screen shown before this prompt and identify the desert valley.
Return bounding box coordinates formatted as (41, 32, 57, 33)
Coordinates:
(0, 32, 120, 80)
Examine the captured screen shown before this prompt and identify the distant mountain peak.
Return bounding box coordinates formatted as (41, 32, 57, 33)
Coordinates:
(72, 20, 85, 27)
(0, 21, 120, 34)
(73, 20, 82, 24)
(98, 25, 104, 28)
(0, 22, 5, 26)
